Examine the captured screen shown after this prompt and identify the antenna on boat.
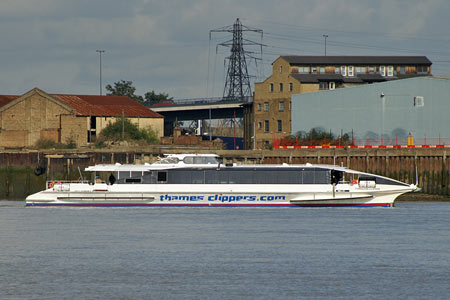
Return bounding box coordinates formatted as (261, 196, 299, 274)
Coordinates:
(414, 152, 418, 186)
(415, 164, 418, 186)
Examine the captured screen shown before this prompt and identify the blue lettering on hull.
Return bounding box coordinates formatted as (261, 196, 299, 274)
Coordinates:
(159, 194, 286, 202)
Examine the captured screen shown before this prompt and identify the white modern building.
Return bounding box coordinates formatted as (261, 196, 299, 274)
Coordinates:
(291, 77, 450, 145)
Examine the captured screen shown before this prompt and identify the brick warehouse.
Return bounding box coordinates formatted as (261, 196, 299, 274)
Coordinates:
(250, 56, 432, 149)
(0, 88, 163, 148)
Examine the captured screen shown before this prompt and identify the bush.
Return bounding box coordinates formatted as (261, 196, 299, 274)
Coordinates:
(98, 117, 159, 144)
(33, 138, 77, 149)
(34, 138, 58, 149)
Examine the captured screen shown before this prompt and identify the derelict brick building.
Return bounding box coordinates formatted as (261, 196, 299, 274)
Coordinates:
(0, 88, 163, 148)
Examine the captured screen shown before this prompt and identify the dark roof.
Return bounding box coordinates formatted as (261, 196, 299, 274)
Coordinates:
(291, 73, 345, 83)
(52, 94, 163, 118)
(356, 74, 386, 82)
(282, 56, 432, 66)
(291, 73, 366, 83)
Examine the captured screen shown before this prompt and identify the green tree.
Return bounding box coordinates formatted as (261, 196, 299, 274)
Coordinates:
(144, 90, 173, 106)
(105, 80, 144, 103)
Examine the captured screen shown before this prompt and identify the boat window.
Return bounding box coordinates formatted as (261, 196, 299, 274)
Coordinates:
(315, 170, 330, 184)
(157, 171, 167, 182)
(204, 170, 218, 184)
(163, 168, 333, 184)
(193, 157, 205, 164)
(279, 170, 302, 184)
(206, 157, 220, 164)
(125, 178, 141, 183)
(374, 176, 409, 186)
(168, 170, 191, 183)
(191, 170, 204, 184)
(156, 157, 179, 164)
(229, 170, 253, 184)
(331, 170, 343, 184)
(216, 171, 229, 184)
(119, 171, 130, 179)
(131, 171, 142, 178)
(142, 171, 156, 184)
(183, 157, 194, 164)
(302, 171, 315, 184)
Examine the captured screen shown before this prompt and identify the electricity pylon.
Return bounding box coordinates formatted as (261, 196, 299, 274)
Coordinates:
(210, 18, 264, 101)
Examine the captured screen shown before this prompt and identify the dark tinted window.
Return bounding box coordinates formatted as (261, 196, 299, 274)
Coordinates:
(157, 171, 167, 182)
(142, 172, 155, 184)
(191, 170, 204, 184)
(131, 171, 142, 178)
(118, 171, 130, 179)
(302, 171, 315, 184)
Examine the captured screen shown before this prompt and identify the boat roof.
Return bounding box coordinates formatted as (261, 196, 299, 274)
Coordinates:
(84, 161, 353, 173)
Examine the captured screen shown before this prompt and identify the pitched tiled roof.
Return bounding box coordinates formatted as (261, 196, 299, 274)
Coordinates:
(52, 94, 163, 118)
(0, 90, 163, 118)
(282, 56, 432, 66)
(0, 95, 19, 108)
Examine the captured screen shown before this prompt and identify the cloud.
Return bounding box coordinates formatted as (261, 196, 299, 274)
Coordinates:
(0, 0, 449, 98)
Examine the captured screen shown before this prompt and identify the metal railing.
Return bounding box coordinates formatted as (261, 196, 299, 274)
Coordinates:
(150, 96, 253, 107)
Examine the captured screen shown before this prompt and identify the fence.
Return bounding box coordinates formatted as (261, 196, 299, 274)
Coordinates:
(273, 134, 450, 149)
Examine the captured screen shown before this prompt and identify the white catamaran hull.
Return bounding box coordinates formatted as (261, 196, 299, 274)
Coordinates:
(25, 183, 414, 207)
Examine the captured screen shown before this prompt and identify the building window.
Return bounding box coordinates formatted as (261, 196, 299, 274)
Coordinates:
(417, 65, 428, 74)
(311, 66, 318, 74)
(319, 66, 325, 73)
(264, 120, 269, 133)
(341, 66, 347, 76)
(277, 120, 282, 132)
(257, 103, 261, 111)
(298, 66, 309, 73)
(348, 66, 354, 77)
(414, 96, 424, 107)
(279, 83, 283, 92)
(387, 66, 394, 77)
(264, 102, 269, 112)
(280, 65, 283, 73)
(279, 101, 284, 112)
(329, 82, 336, 90)
(319, 82, 328, 90)
(258, 122, 262, 130)
(380, 66, 386, 76)
(289, 82, 293, 91)
(335, 66, 340, 74)
(400, 66, 406, 74)
(369, 66, 375, 74)
(269, 83, 274, 92)
(356, 66, 366, 74)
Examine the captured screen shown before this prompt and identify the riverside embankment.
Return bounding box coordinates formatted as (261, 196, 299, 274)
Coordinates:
(1, 147, 449, 199)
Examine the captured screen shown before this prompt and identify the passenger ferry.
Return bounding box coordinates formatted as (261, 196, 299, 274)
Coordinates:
(25, 154, 417, 207)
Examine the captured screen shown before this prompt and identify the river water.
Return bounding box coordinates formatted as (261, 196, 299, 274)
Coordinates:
(1, 200, 449, 300)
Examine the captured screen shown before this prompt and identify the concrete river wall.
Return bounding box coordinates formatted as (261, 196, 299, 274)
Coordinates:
(0, 148, 449, 199)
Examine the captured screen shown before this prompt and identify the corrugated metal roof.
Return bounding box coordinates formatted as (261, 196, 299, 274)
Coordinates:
(282, 56, 432, 66)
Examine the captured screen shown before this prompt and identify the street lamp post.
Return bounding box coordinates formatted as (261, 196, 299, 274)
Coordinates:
(323, 35, 328, 56)
(96, 50, 105, 95)
(380, 93, 385, 145)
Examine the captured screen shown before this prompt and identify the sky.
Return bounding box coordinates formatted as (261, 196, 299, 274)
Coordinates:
(1, 0, 450, 100)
